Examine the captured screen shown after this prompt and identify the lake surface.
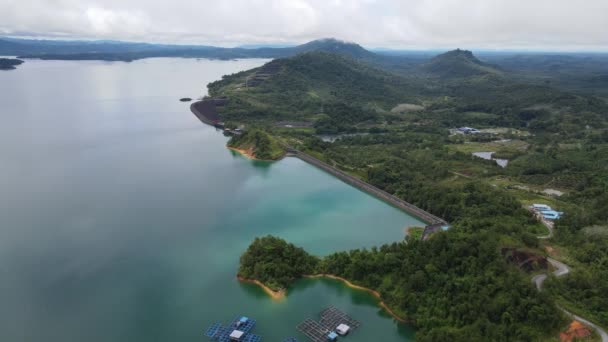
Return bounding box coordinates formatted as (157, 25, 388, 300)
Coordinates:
(0, 58, 420, 341)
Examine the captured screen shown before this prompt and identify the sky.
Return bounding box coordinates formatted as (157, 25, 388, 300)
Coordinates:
(1, 0, 607, 51)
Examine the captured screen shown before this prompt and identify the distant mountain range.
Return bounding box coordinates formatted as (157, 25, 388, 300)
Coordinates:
(4, 36, 608, 94)
(0, 36, 506, 80)
(0, 37, 382, 62)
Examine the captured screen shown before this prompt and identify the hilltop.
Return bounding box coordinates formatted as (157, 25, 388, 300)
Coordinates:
(291, 38, 376, 60)
(422, 49, 501, 78)
(208, 51, 425, 131)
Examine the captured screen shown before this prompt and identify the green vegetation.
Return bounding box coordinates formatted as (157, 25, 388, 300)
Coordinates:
(422, 49, 502, 78)
(208, 52, 424, 130)
(210, 49, 607, 136)
(406, 226, 424, 241)
(241, 232, 564, 341)
(227, 129, 285, 160)
(544, 219, 608, 328)
(220, 47, 608, 340)
(238, 236, 319, 291)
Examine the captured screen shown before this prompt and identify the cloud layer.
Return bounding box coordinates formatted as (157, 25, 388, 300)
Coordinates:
(1, 0, 607, 50)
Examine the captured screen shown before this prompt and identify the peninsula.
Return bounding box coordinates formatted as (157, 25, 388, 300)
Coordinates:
(227, 129, 285, 160)
(0, 58, 24, 70)
(239, 235, 564, 340)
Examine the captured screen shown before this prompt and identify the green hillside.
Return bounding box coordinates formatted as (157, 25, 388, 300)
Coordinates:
(422, 49, 502, 78)
(208, 52, 429, 131)
(210, 50, 606, 134)
(227, 129, 285, 160)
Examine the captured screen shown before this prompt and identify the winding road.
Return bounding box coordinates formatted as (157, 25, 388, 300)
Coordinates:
(533, 257, 608, 342)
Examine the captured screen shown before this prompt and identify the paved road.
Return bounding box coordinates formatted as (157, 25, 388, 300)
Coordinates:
(563, 309, 608, 342)
(533, 257, 608, 341)
(536, 218, 554, 239)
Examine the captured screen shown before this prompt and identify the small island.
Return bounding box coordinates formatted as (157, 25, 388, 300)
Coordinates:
(238, 236, 318, 299)
(227, 129, 285, 160)
(179, 97, 192, 102)
(0, 58, 24, 70)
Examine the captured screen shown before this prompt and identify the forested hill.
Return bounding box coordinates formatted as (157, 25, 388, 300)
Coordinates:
(208, 52, 427, 127)
(207, 50, 607, 134)
(422, 49, 502, 78)
(290, 38, 377, 60)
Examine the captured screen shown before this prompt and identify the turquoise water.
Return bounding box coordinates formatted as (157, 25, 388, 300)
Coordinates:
(0, 58, 419, 341)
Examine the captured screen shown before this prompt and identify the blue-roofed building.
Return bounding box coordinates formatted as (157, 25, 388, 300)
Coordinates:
(235, 316, 249, 329)
(541, 210, 563, 220)
(327, 331, 338, 341)
(532, 204, 552, 211)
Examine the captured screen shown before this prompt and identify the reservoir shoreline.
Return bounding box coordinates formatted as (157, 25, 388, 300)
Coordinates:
(189, 100, 446, 226)
(304, 274, 409, 324)
(236, 276, 286, 300)
(240, 274, 409, 323)
(227, 146, 286, 162)
(288, 149, 446, 225)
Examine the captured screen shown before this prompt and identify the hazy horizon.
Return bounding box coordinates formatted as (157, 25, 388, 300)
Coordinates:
(2, 35, 608, 54)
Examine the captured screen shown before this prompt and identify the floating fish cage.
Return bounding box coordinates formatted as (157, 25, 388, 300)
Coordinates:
(297, 306, 360, 341)
(205, 316, 297, 342)
(205, 316, 261, 342)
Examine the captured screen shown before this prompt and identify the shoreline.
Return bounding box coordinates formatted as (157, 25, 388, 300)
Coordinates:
(237, 276, 286, 300)
(227, 146, 258, 160)
(227, 146, 285, 162)
(289, 150, 446, 226)
(189, 95, 446, 226)
(239, 273, 408, 323)
(304, 274, 409, 323)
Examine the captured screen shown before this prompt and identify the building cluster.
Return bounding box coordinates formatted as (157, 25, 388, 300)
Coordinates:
(457, 126, 481, 134)
(531, 204, 563, 220)
(223, 127, 243, 135)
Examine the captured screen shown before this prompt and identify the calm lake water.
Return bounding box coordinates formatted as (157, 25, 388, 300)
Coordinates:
(0, 58, 419, 341)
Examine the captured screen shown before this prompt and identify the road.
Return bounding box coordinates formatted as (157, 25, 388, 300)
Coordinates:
(533, 257, 608, 341)
(536, 216, 555, 239)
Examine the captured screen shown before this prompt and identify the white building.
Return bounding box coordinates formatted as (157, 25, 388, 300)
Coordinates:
(336, 323, 350, 335)
(229, 330, 244, 341)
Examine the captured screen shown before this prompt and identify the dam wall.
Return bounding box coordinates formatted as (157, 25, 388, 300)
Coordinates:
(289, 150, 447, 225)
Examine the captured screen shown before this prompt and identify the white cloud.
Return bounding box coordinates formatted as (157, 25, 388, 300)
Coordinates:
(85, 7, 150, 36)
(0, 0, 606, 50)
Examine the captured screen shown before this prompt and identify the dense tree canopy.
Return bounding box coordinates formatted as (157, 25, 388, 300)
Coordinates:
(241, 230, 564, 341)
(238, 236, 319, 291)
(227, 129, 285, 160)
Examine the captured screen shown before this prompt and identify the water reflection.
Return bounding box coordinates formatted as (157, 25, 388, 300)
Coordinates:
(0, 58, 417, 342)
